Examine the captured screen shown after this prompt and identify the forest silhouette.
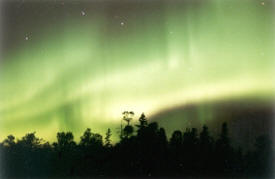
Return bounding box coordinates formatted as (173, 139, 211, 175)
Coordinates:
(0, 112, 273, 178)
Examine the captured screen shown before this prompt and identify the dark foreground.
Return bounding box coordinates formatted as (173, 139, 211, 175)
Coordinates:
(0, 113, 274, 178)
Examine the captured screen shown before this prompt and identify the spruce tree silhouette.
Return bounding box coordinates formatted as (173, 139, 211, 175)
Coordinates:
(215, 122, 234, 175)
(105, 128, 112, 148)
(183, 128, 199, 174)
(170, 130, 183, 147)
(136, 113, 148, 131)
(199, 125, 214, 174)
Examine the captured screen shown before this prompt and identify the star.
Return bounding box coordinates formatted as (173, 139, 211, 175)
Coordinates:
(81, 11, 86, 16)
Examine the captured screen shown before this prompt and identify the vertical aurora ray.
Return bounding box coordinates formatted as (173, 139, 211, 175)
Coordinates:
(0, 0, 274, 141)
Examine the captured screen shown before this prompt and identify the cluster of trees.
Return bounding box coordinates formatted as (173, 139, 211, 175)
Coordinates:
(0, 112, 273, 178)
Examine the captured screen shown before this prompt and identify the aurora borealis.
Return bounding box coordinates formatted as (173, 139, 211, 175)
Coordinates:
(0, 0, 274, 141)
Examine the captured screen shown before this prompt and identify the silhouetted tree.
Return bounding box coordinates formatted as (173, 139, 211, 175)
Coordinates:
(80, 128, 103, 147)
(2, 135, 16, 147)
(122, 111, 134, 125)
(105, 128, 112, 148)
(0, 114, 272, 178)
(123, 125, 134, 138)
(17, 132, 42, 148)
(121, 111, 135, 138)
(170, 130, 182, 147)
(181, 128, 199, 174)
(198, 125, 214, 174)
(78, 128, 104, 176)
(220, 122, 230, 146)
(200, 125, 212, 146)
(158, 128, 168, 147)
(136, 113, 148, 131)
(215, 122, 233, 174)
(54, 132, 76, 149)
(52, 132, 77, 177)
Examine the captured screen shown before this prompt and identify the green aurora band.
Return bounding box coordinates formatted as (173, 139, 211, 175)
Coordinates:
(0, 0, 274, 141)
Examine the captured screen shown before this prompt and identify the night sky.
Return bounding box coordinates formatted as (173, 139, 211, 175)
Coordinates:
(0, 0, 274, 141)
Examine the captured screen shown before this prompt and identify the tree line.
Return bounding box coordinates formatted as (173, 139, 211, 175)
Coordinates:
(0, 111, 273, 178)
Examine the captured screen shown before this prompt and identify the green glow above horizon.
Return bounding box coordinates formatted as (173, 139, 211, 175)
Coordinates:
(0, 0, 274, 141)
